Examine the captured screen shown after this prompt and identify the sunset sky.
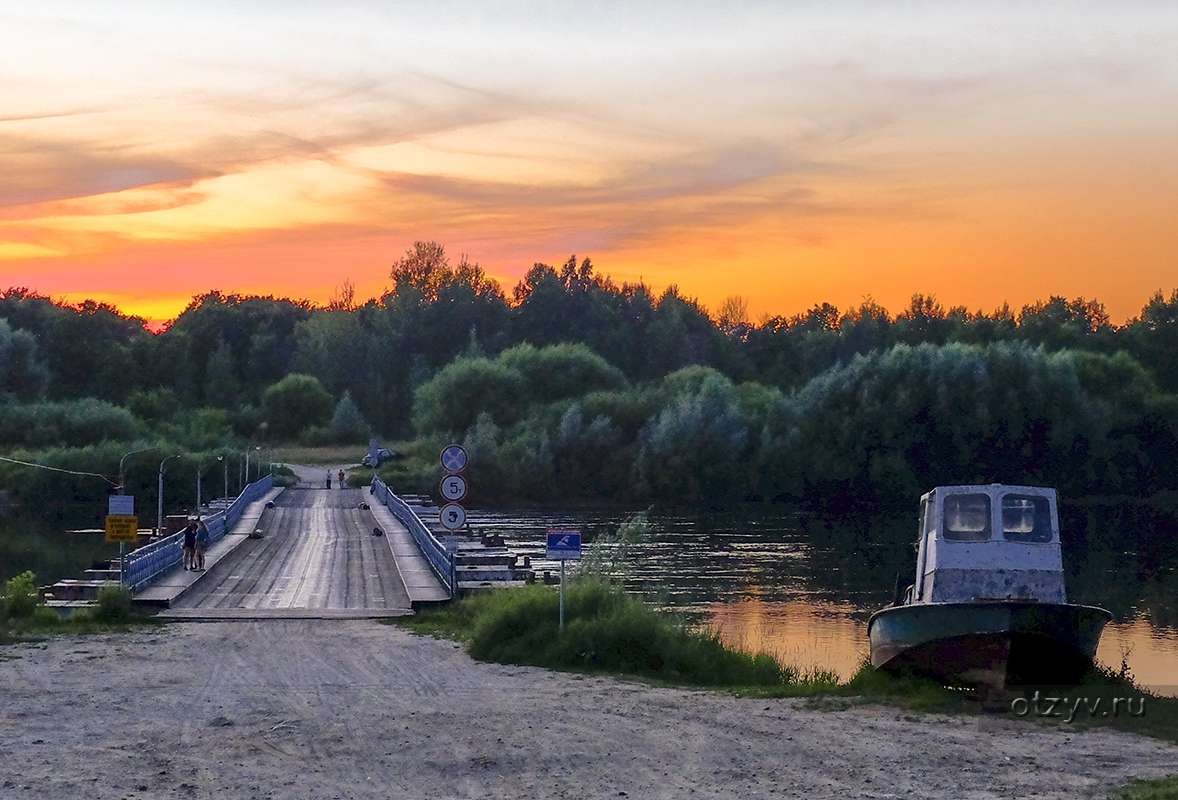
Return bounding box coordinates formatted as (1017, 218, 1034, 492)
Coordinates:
(2, 1, 1176, 327)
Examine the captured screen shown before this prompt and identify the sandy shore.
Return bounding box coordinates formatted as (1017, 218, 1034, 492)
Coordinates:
(3, 620, 1175, 800)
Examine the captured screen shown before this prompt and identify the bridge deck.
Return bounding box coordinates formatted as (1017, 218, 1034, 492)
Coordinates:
(157, 486, 415, 619)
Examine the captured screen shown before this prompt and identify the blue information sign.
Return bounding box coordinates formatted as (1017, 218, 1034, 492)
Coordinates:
(546, 529, 582, 560)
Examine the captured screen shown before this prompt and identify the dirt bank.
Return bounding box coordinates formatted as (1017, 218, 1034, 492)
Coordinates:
(3, 620, 1175, 799)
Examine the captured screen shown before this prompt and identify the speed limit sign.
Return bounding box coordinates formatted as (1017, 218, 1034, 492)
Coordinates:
(440, 474, 467, 502)
(439, 503, 467, 530)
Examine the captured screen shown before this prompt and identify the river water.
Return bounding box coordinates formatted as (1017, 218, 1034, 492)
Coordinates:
(458, 501, 1178, 697)
(7, 497, 1175, 696)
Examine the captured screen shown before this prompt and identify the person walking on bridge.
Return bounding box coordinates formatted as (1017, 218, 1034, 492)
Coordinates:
(338, 469, 345, 488)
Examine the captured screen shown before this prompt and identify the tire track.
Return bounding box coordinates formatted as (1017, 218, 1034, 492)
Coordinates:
(172, 488, 411, 615)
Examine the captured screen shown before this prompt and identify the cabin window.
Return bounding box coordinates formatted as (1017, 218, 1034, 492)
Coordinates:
(942, 494, 991, 541)
(1002, 495, 1053, 543)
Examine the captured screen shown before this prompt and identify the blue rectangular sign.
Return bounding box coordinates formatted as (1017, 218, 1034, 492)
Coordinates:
(546, 529, 582, 560)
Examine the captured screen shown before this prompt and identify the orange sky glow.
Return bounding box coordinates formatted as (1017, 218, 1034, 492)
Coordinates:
(3, 2, 1176, 328)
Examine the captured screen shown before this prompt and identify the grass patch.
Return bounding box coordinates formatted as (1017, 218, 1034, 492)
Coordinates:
(2, 571, 160, 643)
(1009, 663, 1178, 745)
(1108, 777, 1178, 800)
(271, 464, 298, 487)
(394, 578, 966, 697)
(268, 445, 366, 466)
(396, 578, 791, 688)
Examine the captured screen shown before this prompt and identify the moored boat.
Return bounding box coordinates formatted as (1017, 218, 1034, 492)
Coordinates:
(868, 484, 1112, 689)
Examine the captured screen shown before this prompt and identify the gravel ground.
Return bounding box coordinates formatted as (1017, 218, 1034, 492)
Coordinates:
(3, 619, 1176, 800)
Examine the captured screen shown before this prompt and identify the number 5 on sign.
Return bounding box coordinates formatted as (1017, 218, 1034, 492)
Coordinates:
(440, 474, 467, 502)
(440, 503, 466, 530)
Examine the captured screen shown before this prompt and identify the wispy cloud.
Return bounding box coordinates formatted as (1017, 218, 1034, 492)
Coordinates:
(2, 1, 1176, 323)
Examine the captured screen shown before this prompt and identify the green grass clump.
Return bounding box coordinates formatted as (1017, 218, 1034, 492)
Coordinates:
(2, 572, 157, 642)
(2, 571, 41, 619)
(405, 578, 791, 687)
(828, 662, 972, 711)
(1108, 776, 1178, 800)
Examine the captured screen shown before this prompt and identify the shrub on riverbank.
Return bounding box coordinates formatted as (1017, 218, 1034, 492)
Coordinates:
(403, 578, 790, 687)
(1, 571, 155, 643)
(1, 571, 41, 619)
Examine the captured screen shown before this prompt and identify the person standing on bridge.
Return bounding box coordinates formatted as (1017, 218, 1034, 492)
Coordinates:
(326, 471, 332, 489)
(338, 469, 345, 488)
(180, 518, 207, 571)
(193, 518, 210, 571)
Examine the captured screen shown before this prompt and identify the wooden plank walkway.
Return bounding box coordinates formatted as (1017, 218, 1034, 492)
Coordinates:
(366, 492, 452, 606)
(156, 485, 417, 619)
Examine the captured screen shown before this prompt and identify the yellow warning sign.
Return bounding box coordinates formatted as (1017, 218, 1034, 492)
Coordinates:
(105, 515, 139, 543)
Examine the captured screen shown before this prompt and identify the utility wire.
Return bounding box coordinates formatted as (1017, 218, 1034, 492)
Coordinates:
(0, 454, 118, 487)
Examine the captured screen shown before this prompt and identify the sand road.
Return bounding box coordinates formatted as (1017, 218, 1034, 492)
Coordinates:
(3, 619, 1176, 800)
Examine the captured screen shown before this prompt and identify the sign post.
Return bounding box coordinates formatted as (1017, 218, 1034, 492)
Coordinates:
(106, 495, 137, 587)
(439, 444, 469, 595)
(546, 529, 582, 627)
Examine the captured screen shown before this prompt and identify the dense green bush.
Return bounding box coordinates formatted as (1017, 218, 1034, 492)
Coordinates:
(93, 584, 133, 621)
(2, 570, 41, 618)
(261, 374, 333, 439)
(760, 341, 1158, 503)
(637, 371, 749, 501)
(464, 578, 788, 687)
(497, 342, 628, 404)
(394, 338, 1178, 505)
(0, 398, 145, 448)
(5, 283, 1178, 505)
(413, 358, 527, 435)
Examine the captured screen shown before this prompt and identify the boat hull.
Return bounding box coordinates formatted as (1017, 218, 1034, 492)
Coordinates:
(868, 601, 1112, 688)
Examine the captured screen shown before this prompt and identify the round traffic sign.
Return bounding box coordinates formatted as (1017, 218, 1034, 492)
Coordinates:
(439, 503, 467, 530)
(440, 474, 467, 502)
(440, 444, 468, 473)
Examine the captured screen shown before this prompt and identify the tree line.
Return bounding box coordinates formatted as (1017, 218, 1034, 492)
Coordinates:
(2, 241, 1177, 508)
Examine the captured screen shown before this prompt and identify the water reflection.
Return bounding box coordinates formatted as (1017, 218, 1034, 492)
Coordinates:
(457, 501, 1178, 697)
(1, 510, 118, 587)
(709, 594, 868, 681)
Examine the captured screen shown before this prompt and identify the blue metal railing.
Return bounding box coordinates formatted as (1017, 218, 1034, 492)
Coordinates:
(371, 477, 455, 595)
(124, 474, 275, 593)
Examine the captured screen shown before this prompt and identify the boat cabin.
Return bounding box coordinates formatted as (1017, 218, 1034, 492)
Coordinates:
(909, 484, 1066, 605)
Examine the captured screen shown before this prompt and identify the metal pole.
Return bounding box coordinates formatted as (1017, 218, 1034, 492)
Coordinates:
(118, 446, 156, 495)
(560, 560, 566, 627)
(157, 455, 180, 539)
(116, 446, 155, 588)
(157, 463, 165, 537)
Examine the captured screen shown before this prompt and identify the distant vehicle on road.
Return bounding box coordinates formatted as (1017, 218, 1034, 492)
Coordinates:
(363, 439, 394, 467)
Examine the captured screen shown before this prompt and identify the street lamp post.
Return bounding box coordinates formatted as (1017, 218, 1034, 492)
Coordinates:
(117, 446, 156, 495)
(114, 446, 154, 587)
(157, 455, 181, 537)
(218, 455, 228, 501)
